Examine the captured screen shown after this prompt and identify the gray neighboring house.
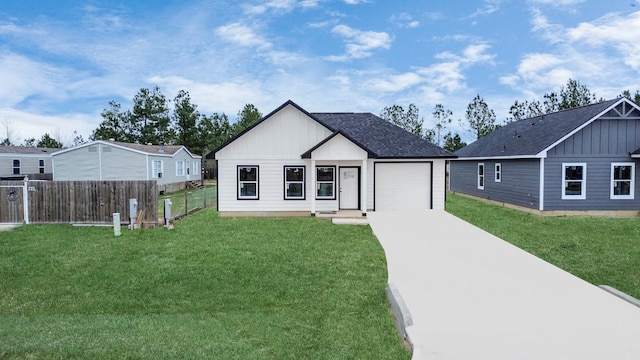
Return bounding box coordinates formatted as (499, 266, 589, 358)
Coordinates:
(450, 97, 640, 214)
(52, 140, 202, 192)
(0, 146, 57, 180)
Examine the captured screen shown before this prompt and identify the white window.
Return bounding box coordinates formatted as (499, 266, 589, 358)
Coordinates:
(152, 160, 164, 178)
(238, 166, 259, 200)
(562, 163, 586, 200)
(611, 162, 634, 200)
(13, 159, 20, 175)
(176, 160, 185, 176)
(39, 159, 45, 174)
(284, 166, 305, 200)
(316, 166, 336, 199)
(477, 163, 485, 190)
(495, 163, 501, 182)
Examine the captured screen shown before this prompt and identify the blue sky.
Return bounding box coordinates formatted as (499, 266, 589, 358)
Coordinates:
(1, 0, 640, 145)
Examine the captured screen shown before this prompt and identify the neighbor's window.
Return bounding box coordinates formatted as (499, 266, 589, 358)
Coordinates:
(13, 159, 20, 175)
(495, 163, 501, 182)
(238, 166, 259, 200)
(562, 163, 586, 199)
(152, 160, 164, 178)
(176, 160, 185, 176)
(284, 166, 305, 200)
(39, 159, 45, 174)
(477, 163, 485, 190)
(316, 166, 336, 199)
(611, 162, 634, 199)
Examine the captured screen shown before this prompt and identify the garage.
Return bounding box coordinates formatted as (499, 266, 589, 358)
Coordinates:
(374, 162, 432, 211)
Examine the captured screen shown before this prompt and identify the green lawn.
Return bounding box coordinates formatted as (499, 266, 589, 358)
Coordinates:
(0, 209, 409, 359)
(446, 192, 640, 299)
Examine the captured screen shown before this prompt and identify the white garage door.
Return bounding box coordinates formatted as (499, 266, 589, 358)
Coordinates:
(375, 162, 431, 211)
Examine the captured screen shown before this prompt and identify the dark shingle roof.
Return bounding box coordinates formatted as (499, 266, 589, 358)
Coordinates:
(310, 112, 454, 158)
(455, 98, 621, 158)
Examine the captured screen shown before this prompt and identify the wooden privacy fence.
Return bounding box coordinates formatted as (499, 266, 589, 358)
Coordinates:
(0, 180, 158, 225)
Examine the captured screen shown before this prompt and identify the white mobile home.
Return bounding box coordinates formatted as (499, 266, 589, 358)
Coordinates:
(52, 140, 201, 192)
(0, 146, 56, 179)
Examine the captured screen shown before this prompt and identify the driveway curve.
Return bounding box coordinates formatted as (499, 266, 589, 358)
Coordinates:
(368, 211, 640, 360)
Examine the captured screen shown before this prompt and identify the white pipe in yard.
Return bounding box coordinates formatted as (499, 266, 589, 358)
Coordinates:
(113, 213, 121, 236)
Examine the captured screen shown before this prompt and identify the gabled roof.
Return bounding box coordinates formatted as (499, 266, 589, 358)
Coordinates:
(0, 146, 59, 155)
(52, 140, 200, 158)
(209, 100, 455, 159)
(455, 98, 631, 159)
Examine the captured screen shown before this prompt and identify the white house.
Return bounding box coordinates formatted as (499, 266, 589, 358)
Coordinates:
(0, 146, 56, 180)
(52, 140, 201, 192)
(208, 100, 456, 216)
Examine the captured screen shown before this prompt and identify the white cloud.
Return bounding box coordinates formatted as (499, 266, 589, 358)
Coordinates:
(527, 0, 585, 6)
(326, 24, 392, 61)
(343, 0, 368, 4)
(243, 0, 319, 15)
(215, 22, 272, 49)
(567, 11, 640, 70)
(467, 0, 501, 18)
(0, 107, 99, 145)
(390, 13, 420, 28)
(505, 9, 640, 98)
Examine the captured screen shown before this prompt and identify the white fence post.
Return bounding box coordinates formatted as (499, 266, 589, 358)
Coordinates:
(23, 177, 29, 224)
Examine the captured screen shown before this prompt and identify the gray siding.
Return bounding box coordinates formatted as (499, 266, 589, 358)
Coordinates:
(53, 146, 101, 180)
(101, 144, 147, 180)
(543, 117, 640, 210)
(0, 155, 52, 176)
(450, 159, 540, 209)
(543, 155, 638, 211)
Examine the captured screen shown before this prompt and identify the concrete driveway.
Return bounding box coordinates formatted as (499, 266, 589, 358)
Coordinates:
(367, 211, 640, 360)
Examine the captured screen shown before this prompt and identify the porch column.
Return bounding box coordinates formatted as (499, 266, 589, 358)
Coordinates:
(361, 159, 367, 216)
(311, 159, 316, 215)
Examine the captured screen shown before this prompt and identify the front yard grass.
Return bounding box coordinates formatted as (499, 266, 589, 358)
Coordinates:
(0, 209, 409, 359)
(446, 192, 640, 299)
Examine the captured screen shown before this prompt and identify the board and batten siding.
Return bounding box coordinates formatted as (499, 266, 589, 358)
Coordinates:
(544, 116, 640, 211)
(216, 104, 333, 160)
(216, 104, 333, 212)
(450, 159, 541, 209)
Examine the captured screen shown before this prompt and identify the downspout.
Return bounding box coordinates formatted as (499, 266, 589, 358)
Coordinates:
(539, 156, 545, 211)
(361, 159, 367, 216)
(311, 159, 316, 216)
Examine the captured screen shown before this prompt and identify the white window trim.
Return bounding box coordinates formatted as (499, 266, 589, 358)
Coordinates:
(495, 163, 501, 183)
(316, 166, 336, 199)
(562, 162, 586, 200)
(477, 163, 485, 190)
(13, 159, 20, 175)
(176, 160, 185, 177)
(284, 166, 305, 200)
(238, 166, 259, 200)
(39, 159, 45, 174)
(152, 160, 164, 178)
(610, 162, 635, 200)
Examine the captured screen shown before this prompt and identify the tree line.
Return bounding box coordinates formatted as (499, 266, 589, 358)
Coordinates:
(4, 79, 640, 155)
(90, 86, 262, 157)
(379, 79, 640, 152)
